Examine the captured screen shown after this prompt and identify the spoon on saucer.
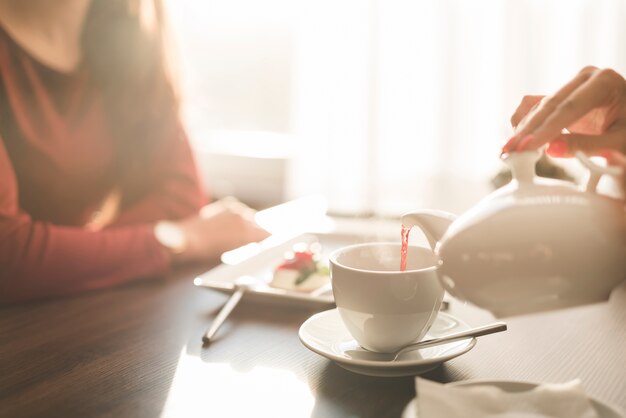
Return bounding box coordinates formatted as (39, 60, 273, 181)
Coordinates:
(346, 321, 507, 362)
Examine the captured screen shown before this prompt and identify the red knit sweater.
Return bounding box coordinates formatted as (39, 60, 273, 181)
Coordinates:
(0, 26, 206, 303)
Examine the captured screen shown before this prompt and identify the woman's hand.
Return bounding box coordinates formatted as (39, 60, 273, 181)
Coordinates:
(164, 197, 270, 266)
(503, 66, 626, 192)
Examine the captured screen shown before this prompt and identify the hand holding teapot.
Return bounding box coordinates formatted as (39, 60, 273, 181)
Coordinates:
(503, 66, 626, 193)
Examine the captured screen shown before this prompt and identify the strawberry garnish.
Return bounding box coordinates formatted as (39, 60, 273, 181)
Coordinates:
(277, 250, 316, 271)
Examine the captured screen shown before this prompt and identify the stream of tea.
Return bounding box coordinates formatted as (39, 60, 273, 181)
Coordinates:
(400, 225, 412, 271)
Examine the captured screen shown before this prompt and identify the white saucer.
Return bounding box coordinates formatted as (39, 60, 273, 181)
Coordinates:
(401, 380, 625, 418)
(298, 308, 476, 377)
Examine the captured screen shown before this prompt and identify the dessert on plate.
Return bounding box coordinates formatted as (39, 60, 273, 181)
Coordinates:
(271, 243, 330, 292)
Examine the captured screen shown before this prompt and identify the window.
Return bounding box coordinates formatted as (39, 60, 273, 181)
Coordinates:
(166, 0, 626, 214)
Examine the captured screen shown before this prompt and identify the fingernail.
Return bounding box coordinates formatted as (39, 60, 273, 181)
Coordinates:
(546, 138, 568, 157)
(515, 134, 535, 152)
(501, 135, 517, 155)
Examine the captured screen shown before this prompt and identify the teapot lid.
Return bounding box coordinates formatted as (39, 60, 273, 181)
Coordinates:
(501, 150, 541, 184)
(503, 149, 624, 193)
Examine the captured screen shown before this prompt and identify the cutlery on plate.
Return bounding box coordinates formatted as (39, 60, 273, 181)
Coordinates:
(202, 277, 256, 344)
(347, 321, 507, 362)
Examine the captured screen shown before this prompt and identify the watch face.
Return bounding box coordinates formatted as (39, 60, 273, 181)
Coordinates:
(154, 222, 187, 254)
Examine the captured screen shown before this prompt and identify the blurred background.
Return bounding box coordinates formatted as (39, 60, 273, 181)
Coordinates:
(164, 0, 626, 216)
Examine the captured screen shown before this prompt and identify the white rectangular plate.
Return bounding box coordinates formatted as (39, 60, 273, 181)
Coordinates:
(194, 232, 388, 308)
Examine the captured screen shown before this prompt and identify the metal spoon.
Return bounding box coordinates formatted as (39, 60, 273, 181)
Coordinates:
(346, 321, 507, 362)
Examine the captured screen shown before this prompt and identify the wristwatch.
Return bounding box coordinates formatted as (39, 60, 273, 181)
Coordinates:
(153, 221, 187, 254)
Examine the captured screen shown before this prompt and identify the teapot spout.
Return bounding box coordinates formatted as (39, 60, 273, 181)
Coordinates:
(401, 210, 457, 250)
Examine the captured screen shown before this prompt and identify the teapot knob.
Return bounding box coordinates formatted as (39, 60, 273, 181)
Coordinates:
(501, 150, 541, 184)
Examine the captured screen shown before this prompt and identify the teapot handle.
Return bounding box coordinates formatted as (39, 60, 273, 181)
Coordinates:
(576, 152, 623, 193)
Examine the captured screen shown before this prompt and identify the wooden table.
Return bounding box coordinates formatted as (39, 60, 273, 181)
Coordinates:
(1, 262, 625, 418)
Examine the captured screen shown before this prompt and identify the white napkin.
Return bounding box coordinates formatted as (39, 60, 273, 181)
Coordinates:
(413, 378, 600, 418)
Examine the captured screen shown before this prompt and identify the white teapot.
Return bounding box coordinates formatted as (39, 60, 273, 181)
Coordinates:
(402, 151, 625, 317)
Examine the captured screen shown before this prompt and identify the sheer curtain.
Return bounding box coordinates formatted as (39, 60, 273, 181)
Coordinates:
(287, 0, 626, 215)
(166, 0, 626, 215)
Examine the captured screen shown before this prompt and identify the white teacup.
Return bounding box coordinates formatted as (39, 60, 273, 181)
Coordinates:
(330, 243, 444, 353)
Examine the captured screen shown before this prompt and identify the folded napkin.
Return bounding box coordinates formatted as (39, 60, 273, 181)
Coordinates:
(412, 378, 599, 418)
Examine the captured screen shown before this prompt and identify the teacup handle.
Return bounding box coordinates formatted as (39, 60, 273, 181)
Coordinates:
(576, 151, 623, 193)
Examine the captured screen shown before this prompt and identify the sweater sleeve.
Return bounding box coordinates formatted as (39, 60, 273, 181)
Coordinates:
(0, 138, 170, 304)
(111, 125, 207, 226)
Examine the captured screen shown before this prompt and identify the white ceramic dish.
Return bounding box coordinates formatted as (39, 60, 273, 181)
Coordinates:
(401, 379, 625, 418)
(298, 308, 475, 377)
(194, 232, 389, 308)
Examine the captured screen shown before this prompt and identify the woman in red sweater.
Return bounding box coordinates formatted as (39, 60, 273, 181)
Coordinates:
(0, 0, 268, 303)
